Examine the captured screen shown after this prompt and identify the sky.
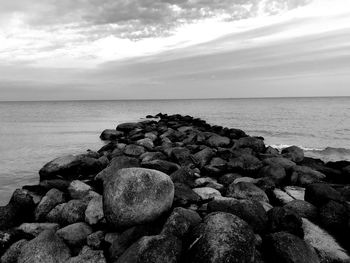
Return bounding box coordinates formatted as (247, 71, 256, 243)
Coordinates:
(0, 0, 349, 100)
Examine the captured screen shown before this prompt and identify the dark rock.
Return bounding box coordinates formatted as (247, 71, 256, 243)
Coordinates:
(174, 183, 201, 207)
(236, 136, 265, 153)
(171, 147, 193, 166)
(140, 152, 167, 162)
(95, 156, 140, 181)
(116, 234, 182, 263)
(39, 154, 105, 181)
(188, 212, 256, 263)
(100, 129, 123, 141)
(208, 198, 268, 234)
(87, 231, 105, 250)
(319, 200, 348, 233)
(136, 138, 154, 150)
(0, 239, 27, 263)
(161, 207, 201, 238)
(217, 173, 242, 186)
(227, 154, 263, 175)
(123, 144, 146, 157)
(258, 165, 286, 185)
(263, 231, 319, 263)
(56, 222, 93, 248)
(267, 207, 304, 238)
(141, 159, 180, 174)
(207, 134, 230, 147)
(226, 182, 269, 203)
(193, 147, 215, 168)
(116, 122, 142, 132)
(284, 200, 318, 221)
(170, 167, 198, 187)
(290, 166, 326, 186)
(282, 146, 304, 163)
(34, 188, 65, 222)
(103, 168, 174, 229)
(18, 230, 71, 263)
(61, 200, 88, 225)
(39, 179, 71, 192)
(67, 246, 106, 263)
(263, 157, 296, 169)
(0, 230, 27, 257)
(304, 183, 342, 207)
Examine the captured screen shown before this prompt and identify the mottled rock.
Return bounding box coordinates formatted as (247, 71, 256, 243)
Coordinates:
(96, 156, 140, 181)
(207, 135, 230, 147)
(236, 137, 265, 153)
(87, 231, 105, 250)
(193, 187, 222, 200)
(319, 200, 348, 232)
(305, 183, 342, 207)
(85, 195, 104, 225)
(34, 188, 65, 221)
(226, 182, 269, 203)
(194, 147, 215, 168)
(282, 146, 304, 163)
(268, 207, 304, 238)
(67, 246, 106, 263)
(291, 166, 326, 186)
(68, 180, 92, 200)
(141, 159, 180, 174)
(259, 165, 286, 185)
(103, 168, 174, 229)
(0, 239, 27, 263)
(56, 222, 92, 247)
(123, 144, 146, 157)
(17, 223, 59, 237)
(263, 157, 296, 169)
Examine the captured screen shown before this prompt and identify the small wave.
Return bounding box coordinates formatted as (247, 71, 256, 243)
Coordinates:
(269, 144, 350, 162)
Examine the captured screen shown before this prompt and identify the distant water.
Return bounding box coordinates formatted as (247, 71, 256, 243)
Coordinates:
(0, 97, 349, 204)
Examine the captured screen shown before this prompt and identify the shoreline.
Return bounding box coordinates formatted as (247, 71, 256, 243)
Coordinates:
(0, 113, 349, 262)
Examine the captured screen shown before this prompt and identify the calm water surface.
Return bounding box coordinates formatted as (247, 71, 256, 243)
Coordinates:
(0, 97, 349, 204)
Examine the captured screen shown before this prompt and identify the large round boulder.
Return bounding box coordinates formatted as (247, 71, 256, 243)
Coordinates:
(282, 146, 304, 163)
(103, 168, 174, 229)
(188, 212, 256, 263)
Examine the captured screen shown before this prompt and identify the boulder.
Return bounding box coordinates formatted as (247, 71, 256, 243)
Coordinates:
(263, 157, 296, 169)
(85, 195, 104, 225)
(305, 183, 342, 207)
(136, 138, 154, 150)
(67, 246, 106, 263)
(284, 186, 305, 200)
(87, 231, 105, 250)
(68, 180, 92, 200)
(226, 182, 269, 203)
(227, 154, 263, 175)
(39, 179, 71, 192)
(194, 177, 224, 191)
(17, 223, 60, 237)
(218, 173, 242, 186)
(140, 152, 167, 162)
(302, 218, 350, 263)
(103, 168, 174, 229)
(116, 122, 142, 132)
(194, 147, 215, 168)
(39, 154, 105, 180)
(291, 166, 326, 186)
(141, 159, 180, 174)
(95, 156, 140, 181)
(174, 183, 201, 207)
(208, 198, 268, 233)
(60, 200, 88, 225)
(0, 239, 27, 263)
(56, 222, 92, 247)
(319, 200, 348, 233)
(0, 230, 26, 257)
(18, 230, 71, 263)
(207, 135, 230, 147)
(272, 188, 295, 205)
(100, 129, 123, 141)
(116, 234, 182, 263)
(34, 188, 65, 221)
(123, 144, 146, 157)
(188, 212, 256, 263)
(259, 165, 286, 185)
(161, 207, 202, 238)
(236, 137, 265, 153)
(267, 207, 304, 238)
(284, 200, 318, 221)
(170, 167, 198, 187)
(263, 231, 319, 263)
(192, 187, 222, 200)
(171, 147, 193, 166)
(282, 146, 304, 163)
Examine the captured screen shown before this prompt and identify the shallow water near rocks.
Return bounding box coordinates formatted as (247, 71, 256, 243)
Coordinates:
(0, 97, 349, 204)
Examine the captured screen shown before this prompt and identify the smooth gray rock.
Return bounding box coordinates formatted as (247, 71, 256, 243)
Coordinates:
(85, 195, 104, 225)
(68, 180, 92, 199)
(56, 222, 92, 247)
(17, 223, 60, 237)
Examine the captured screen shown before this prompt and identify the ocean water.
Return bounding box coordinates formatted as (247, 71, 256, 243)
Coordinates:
(0, 97, 349, 204)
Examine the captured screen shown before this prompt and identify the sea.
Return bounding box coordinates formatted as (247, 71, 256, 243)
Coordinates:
(0, 97, 349, 205)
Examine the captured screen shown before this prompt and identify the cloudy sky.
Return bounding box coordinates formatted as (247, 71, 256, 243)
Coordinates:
(0, 0, 349, 100)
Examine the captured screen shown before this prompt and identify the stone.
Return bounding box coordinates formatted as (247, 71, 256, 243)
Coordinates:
(236, 136, 265, 153)
(96, 156, 140, 181)
(39, 179, 71, 192)
(189, 212, 256, 263)
(67, 246, 106, 263)
(68, 180, 92, 199)
(194, 147, 215, 168)
(263, 157, 296, 169)
(173, 183, 201, 207)
(34, 188, 65, 221)
(282, 146, 304, 163)
(233, 177, 257, 184)
(141, 159, 180, 174)
(217, 173, 242, 186)
(284, 200, 318, 221)
(171, 147, 193, 166)
(39, 154, 105, 181)
(259, 165, 286, 185)
(100, 129, 123, 141)
(46, 203, 65, 223)
(60, 200, 88, 225)
(194, 177, 224, 191)
(192, 187, 222, 200)
(263, 231, 319, 263)
(291, 166, 326, 186)
(0, 230, 26, 256)
(207, 135, 230, 147)
(136, 138, 154, 150)
(170, 167, 198, 187)
(284, 186, 305, 200)
(226, 182, 269, 203)
(319, 200, 348, 232)
(140, 152, 167, 162)
(17, 223, 60, 237)
(302, 218, 350, 263)
(305, 183, 342, 207)
(161, 207, 202, 238)
(85, 195, 104, 225)
(267, 207, 304, 238)
(116, 122, 142, 132)
(56, 222, 93, 247)
(227, 154, 263, 175)
(272, 188, 294, 205)
(87, 231, 105, 250)
(18, 230, 71, 263)
(103, 168, 174, 229)
(208, 198, 268, 234)
(123, 144, 146, 157)
(116, 234, 182, 263)
(0, 239, 27, 263)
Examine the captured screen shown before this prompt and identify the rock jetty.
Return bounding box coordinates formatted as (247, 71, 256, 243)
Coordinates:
(1, 113, 350, 263)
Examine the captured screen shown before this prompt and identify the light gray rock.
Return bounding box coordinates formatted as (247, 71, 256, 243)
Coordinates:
(56, 222, 93, 247)
(192, 187, 222, 200)
(34, 188, 65, 221)
(85, 195, 104, 225)
(103, 168, 174, 229)
(68, 180, 92, 199)
(17, 223, 60, 237)
(284, 186, 305, 200)
(272, 189, 295, 205)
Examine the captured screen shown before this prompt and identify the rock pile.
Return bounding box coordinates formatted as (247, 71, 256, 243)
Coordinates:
(1, 113, 350, 263)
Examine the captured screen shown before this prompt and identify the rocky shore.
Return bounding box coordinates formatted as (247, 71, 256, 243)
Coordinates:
(1, 113, 350, 263)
